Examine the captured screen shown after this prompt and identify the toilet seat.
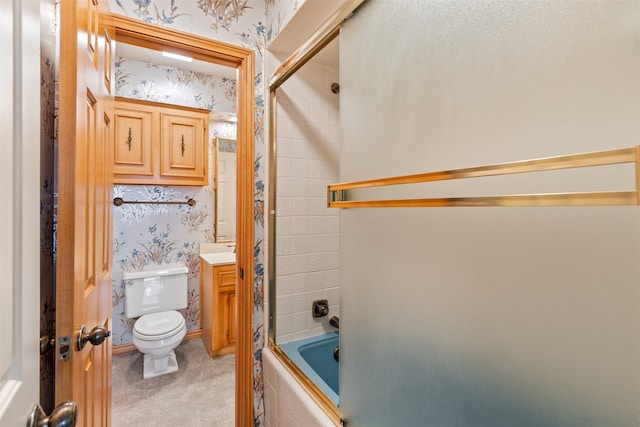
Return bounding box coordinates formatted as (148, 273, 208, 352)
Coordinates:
(133, 311, 185, 341)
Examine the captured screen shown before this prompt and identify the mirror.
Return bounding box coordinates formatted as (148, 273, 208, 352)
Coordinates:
(214, 136, 237, 242)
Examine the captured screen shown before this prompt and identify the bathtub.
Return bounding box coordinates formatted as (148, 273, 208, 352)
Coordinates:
(280, 332, 340, 407)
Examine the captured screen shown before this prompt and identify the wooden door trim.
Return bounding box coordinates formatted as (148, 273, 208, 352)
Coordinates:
(102, 14, 255, 426)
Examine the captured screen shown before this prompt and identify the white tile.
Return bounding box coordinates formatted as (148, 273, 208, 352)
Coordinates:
(276, 295, 292, 315)
(277, 136, 293, 158)
(292, 330, 311, 342)
(325, 233, 339, 252)
(276, 333, 292, 344)
(292, 196, 309, 216)
(309, 235, 325, 253)
(326, 251, 339, 270)
(291, 312, 310, 334)
(292, 178, 309, 197)
(309, 103, 326, 124)
(290, 292, 308, 314)
(327, 287, 340, 306)
(290, 273, 309, 293)
(309, 160, 325, 179)
(309, 87, 327, 108)
(276, 315, 292, 335)
(309, 197, 327, 216)
(325, 269, 339, 288)
(275, 236, 291, 256)
(292, 119, 311, 140)
(277, 157, 293, 177)
(276, 177, 292, 197)
(292, 77, 310, 102)
(308, 67, 325, 89)
(309, 253, 326, 272)
(292, 139, 309, 159)
(310, 122, 327, 144)
(276, 254, 292, 275)
(309, 216, 326, 235)
(292, 216, 309, 235)
(309, 179, 327, 198)
(291, 235, 310, 254)
(292, 254, 309, 274)
(293, 159, 310, 178)
(276, 275, 293, 296)
(308, 271, 326, 292)
(326, 215, 339, 233)
(277, 116, 293, 138)
(326, 125, 340, 144)
(276, 196, 292, 217)
(325, 161, 339, 180)
(275, 216, 292, 237)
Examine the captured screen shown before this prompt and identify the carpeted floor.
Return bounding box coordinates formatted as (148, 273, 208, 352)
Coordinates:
(112, 338, 235, 427)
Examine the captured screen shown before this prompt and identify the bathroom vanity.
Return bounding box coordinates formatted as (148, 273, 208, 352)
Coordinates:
(200, 252, 236, 357)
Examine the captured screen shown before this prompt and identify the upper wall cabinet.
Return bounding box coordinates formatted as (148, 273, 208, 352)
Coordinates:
(113, 97, 209, 186)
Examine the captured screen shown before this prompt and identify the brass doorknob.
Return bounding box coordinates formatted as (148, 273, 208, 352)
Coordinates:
(76, 325, 111, 351)
(27, 401, 77, 427)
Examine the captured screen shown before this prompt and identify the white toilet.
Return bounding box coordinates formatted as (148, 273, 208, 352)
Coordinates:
(123, 264, 189, 379)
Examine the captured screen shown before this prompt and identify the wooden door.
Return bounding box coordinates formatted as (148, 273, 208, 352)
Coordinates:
(56, 1, 114, 426)
(0, 0, 41, 424)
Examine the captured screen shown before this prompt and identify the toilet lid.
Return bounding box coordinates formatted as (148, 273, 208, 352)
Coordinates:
(134, 311, 185, 341)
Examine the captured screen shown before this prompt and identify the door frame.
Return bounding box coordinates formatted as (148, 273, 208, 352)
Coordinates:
(102, 14, 255, 426)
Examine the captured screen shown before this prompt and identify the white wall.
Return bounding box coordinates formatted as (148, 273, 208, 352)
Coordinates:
(274, 58, 341, 344)
(339, 1, 640, 426)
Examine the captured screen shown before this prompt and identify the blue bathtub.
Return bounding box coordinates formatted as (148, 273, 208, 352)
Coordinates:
(280, 332, 340, 406)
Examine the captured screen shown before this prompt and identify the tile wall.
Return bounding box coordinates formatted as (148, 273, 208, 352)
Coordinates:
(274, 60, 340, 344)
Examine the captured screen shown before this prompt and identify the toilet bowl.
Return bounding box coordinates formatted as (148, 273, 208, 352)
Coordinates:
(123, 264, 189, 379)
(132, 310, 187, 378)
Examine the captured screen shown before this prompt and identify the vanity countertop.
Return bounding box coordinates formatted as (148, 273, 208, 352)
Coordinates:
(200, 252, 236, 266)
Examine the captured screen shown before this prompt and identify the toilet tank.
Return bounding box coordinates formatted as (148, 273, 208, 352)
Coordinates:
(123, 263, 188, 318)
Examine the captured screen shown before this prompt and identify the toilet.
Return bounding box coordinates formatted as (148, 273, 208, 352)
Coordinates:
(123, 264, 189, 379)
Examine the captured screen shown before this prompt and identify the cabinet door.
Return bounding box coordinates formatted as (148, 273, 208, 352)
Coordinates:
(113, 107, 153, 177)
(160, 112, 207, 183)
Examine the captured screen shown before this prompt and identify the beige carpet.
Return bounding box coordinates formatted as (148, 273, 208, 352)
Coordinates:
(112, 338, 235, 427)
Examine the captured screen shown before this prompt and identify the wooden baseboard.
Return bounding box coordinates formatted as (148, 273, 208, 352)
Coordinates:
(112, 329, 202, 355)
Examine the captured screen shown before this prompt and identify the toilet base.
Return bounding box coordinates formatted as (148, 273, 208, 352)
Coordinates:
(142, 350, 178, 379)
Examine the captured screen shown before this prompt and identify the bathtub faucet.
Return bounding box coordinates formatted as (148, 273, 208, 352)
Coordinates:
(329, 316, 339, 330)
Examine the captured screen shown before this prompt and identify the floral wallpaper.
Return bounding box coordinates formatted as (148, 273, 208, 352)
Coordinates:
(115, 56, 237, 112)
(108, 0, 307, 424)
(39, 0, 58, 414)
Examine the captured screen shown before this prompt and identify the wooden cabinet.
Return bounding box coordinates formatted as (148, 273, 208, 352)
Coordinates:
(113, 97, 209, 186)
(200, 261, 236, 357)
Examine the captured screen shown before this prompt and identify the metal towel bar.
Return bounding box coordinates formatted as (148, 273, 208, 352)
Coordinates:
(113, 197, 196, 207)
(328, 146, 640, 208)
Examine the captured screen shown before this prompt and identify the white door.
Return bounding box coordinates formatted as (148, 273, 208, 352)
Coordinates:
(0, 0, 41, 426)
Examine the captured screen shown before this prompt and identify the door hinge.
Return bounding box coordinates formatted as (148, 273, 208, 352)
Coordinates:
(239, 267, 244, 280)
(226, 330, 229, 341)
